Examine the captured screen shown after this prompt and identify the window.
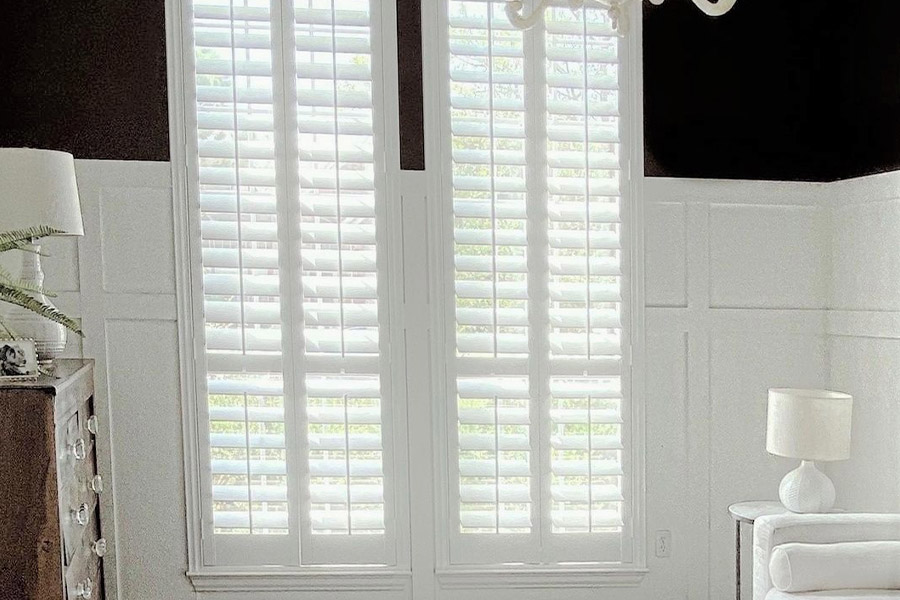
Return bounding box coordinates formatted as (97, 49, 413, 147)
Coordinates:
(172, 0, 641, 585)
(440, 0, 635, 566)
(183, 0, 400, 567)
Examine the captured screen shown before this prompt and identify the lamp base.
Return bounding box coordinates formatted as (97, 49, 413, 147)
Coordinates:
(779, 460, 836, 513)
(1, 241, 67, 367)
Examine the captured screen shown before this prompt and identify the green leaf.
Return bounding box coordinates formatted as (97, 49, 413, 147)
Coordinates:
(0, 319, 16, 339)
(0, 226, 65, 252)
(0, 284, 83, 336)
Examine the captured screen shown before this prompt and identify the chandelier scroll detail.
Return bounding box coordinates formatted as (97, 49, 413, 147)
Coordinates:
(504, 0, 738, 34)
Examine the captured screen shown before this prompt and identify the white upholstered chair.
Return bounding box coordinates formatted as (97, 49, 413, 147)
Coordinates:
(754, 513, 900, 600)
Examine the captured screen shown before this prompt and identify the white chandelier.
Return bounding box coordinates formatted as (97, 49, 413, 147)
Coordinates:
(505, 0, 737, 33)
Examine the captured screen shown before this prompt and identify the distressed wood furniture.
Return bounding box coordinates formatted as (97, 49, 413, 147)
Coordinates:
(0, 360, 107, 600)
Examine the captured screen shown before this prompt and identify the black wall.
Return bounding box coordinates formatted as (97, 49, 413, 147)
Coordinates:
(830, 1, 900, 181)
(397, 0, 426, 170)
(644, 0, 900, 181)
(0, 0, 169, 161)
(2, 0, 900, 181)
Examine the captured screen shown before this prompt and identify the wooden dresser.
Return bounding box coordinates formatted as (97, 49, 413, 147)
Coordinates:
(0, 360, 107, 600)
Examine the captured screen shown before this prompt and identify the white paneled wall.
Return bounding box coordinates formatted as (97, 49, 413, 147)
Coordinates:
(642, 179, 829, 600)
(34, 161, 894, 600)
(827, 172, 900, 514)
(34, 160, 193, 600)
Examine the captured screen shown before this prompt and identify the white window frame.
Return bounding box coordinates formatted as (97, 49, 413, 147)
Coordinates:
(166, 0, 413, 590)
(167, 0, 645, 591)
(420, 0, 647, 585)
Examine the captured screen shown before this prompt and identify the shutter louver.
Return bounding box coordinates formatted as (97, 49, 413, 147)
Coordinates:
(448, 0, 533, 560)
(193, 1, 287, 549)
(295, 1, 386, 549)
(445, 0, 628, 565)
(544, 6, 625, 543)
(456, 377, 532, 533)
(189, 0, 393, 567)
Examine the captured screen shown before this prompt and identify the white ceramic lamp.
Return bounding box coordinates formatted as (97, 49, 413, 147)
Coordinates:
(0, 148, 83, 365)
(767, 388, 853, 513)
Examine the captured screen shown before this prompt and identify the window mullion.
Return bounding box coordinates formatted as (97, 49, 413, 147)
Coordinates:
(523, 9, 551, 561)
(270, 0, 306, 564)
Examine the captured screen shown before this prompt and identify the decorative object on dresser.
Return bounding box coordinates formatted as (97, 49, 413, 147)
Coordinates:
(0, 148, 85, 366)
(766, 388, 853, 513)
(0, 360, 108, 600)
(0, 338, 39, 381)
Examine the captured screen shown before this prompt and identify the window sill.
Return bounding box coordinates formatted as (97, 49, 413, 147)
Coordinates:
(436, 566, 649, 590)
(187, 568, 412, 592)
(187, 565, 648, 592)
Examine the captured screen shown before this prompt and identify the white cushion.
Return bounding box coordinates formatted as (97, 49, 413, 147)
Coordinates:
(767, 590, 900, 600)
(770, 541, 900, 593)
(754, 514, 900, 600)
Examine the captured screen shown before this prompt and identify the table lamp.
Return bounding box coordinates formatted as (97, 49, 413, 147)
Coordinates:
(0, 148, 83, 365)
(766, 388, 853, 513)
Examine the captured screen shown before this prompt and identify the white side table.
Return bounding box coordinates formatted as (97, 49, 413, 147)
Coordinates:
(728, 501, 790, 600)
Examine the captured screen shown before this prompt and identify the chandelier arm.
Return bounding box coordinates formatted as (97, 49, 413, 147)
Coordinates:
(505, 0, 632, 31)
(689, 0, 737, 17)
(649, 0, 737, 17)
(505, 0, 552, 30)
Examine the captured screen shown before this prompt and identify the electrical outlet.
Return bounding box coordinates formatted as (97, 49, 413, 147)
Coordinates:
(655, 530, 672, 558)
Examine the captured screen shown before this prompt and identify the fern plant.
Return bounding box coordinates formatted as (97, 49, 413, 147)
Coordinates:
(0, 226, 83, 338)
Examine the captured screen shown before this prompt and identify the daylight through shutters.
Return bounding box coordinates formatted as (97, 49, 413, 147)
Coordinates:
(444, 0, 629, 564)
(181, 0, 634, 575)
(188, 0, 394, 566)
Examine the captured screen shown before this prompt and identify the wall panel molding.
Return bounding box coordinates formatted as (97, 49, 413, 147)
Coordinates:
(825, 168, 900, 514)
(64, 160, 187, 600)
(643, 178, 831, 600)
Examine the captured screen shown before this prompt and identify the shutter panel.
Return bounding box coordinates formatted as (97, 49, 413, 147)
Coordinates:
(544, 7, 625, 554)
(294, 1, 389, 563)
(192, 2, 295, 566)
(447, 0, 537, 563)
(187, 0, 394, 567)
(444, 0, 628, 565)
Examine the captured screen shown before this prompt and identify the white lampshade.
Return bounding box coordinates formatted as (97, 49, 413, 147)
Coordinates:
(0, 148, 83, 236)
(767, 388, 853, 462)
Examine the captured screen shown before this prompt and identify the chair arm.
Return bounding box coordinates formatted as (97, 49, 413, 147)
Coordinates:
(753, 513, 900, 600)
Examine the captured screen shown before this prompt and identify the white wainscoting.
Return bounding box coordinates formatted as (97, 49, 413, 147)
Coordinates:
(33, 162, 871, 600)
(827, 171, 900, 514)
(642, 178, 830, 600)
(39, 160, 193, 600)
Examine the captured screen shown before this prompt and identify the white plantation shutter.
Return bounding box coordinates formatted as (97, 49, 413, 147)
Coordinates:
(187, 0, 395, 566)
(443, 0, 630, 564)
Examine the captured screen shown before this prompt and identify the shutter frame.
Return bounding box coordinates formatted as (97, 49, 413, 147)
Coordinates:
(443, 0, 630, 566)
(185, 0, 397, 568)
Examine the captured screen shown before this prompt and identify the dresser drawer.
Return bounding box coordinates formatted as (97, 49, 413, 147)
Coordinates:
(58, 405, 97, 472)
(64, 530, 103, 600)
(57, 412, 80, 471)
(61, 482, 99, 563)
(59, 407, 102, 563)
(60, 433, 99, 495)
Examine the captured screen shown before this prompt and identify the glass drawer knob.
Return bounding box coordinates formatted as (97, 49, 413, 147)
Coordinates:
(76, 576, 93, 599)
(86, 415, 99, 435)
(74, 503, 90, 527)
(91, 474, 103, 494)
(92, 538, 107, 558)
(71, 439, 86, 461)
